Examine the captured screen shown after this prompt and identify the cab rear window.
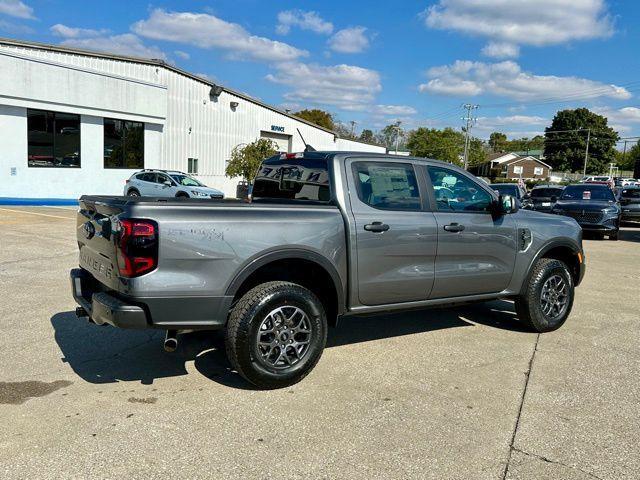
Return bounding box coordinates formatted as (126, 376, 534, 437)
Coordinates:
(252, 157, 331, 202)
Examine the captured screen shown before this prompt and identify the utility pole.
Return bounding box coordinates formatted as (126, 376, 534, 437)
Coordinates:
(582, 128, 591, 176)
(462, 104, 479, 169)
(350, 120, 356, 138)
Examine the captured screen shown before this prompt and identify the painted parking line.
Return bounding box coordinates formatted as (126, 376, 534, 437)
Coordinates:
(0, 207, 76, 220)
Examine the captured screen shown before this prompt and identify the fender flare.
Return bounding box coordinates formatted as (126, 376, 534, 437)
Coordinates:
(520, 239, 583, 294)
(224, 248, 346, 315)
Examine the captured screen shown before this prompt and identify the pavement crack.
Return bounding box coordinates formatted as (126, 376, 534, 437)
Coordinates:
(512, 447, 603, 480)
(501, 333, 540, 480)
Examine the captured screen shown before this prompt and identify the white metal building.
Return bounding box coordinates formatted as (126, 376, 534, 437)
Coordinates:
(0, 38, 385, 203)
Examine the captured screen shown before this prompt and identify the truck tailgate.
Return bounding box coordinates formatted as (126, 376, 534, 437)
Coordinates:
(76, 198, 123, 290)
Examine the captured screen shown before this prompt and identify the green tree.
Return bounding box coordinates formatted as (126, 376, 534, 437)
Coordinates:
(225, 138, 278, 183)
(617, 140, 640, 171)
(293, 109, 335, 131)
(544, 108, 619, 174)
(489, 132, 507, 152)
(359, 129, 374, 143)
(507, 135, 545, 153)
(406, 127, 485, 166)
(377, 122, 405, 150)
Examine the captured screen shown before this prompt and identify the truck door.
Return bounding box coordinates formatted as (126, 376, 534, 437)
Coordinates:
(347, 160, 438, 306)
(425, 165, 517, 298)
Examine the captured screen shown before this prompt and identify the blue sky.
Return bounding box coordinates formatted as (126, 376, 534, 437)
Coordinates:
(1, 0, 639, 142)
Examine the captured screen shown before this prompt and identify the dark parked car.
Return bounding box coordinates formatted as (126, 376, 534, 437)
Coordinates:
(489, 183, 526, 202)
(551, 184, 621, 240)
(524, 185, 564, 213)
(619, 186, 640, 223)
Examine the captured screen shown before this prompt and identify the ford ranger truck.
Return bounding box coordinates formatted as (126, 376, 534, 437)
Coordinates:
(70, 152, 585, 389)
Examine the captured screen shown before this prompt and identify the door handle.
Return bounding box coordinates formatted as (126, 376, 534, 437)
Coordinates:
(364, 221, 390, 233)
(443, 223, 465, 232)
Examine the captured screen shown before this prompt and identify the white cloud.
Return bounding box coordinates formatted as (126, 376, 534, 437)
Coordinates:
(266, 62, 381, 110)
(174, 50, 190, 60)
(372, 105, 418, 116)
(0, 0, 34, 19)
(593, 106, 640, 133)
(328, 27, 370, 54)
(419, 60, 631, 101)
(60, 33, 166, 60)
(276, 10, 333, 35)
(133, 9, 307, 63)
(50, 24, 109, 39)
(475, 115, 548, 135)
(424, 0, 613, 56)
(481, 41, 519, 59)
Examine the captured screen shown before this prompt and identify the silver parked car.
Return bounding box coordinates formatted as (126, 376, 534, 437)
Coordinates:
(124, 169, 224, 199)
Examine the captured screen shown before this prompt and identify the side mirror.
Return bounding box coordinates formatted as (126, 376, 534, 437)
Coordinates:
(163, 180, 172, 187)
(493, 194, 518, 215)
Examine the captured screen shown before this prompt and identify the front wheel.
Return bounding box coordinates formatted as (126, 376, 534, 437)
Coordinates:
(608, 230, 619, 240)
(225, 281, 327, 389)
(515, 258, 574, 333)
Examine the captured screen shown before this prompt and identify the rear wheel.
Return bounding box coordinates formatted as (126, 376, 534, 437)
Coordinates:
(127, 189, 140, 197)
(515, 258, 574, 333)
(225, 281, 327, 389)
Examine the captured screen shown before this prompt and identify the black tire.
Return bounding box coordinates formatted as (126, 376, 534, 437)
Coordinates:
(608, 230, 619, 240)
(515, 258, 574, 333)
(127, 189, 140, 197)
(175, 192, 189, 199)
(225, 281, 327, 389)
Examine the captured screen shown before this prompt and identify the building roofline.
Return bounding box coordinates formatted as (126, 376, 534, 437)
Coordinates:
(0, 36, 384, 147)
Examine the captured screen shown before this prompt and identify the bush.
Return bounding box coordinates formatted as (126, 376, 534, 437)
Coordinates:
(225, 139, 278, 183)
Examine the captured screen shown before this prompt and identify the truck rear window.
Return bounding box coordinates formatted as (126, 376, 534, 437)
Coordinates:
(252, 157, 331, 202)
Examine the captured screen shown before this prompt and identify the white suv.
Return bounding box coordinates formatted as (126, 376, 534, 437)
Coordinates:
(124, 170, 224, 199)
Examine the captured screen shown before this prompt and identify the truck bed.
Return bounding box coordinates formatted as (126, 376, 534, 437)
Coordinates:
(74, 195, 347, 329)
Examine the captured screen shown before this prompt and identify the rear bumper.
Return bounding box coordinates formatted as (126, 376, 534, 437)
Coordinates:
(70, 268, 232, 330)
(71, 268, 148, 328)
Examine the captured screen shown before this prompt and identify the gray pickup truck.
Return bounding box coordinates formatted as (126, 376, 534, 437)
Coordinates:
(71, 152, 585, 388)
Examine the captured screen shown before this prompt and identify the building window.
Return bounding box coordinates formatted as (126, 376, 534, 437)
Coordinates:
(513, 165, 523, 174)
(188, 157, 198, 174)
(27, 109, 80, 168)
(104, 118, 144, 169)
(534, 166, 543, 175)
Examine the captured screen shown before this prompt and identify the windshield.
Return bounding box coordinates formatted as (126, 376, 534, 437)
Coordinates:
(490, 184, 519, 198)
(531, 188, 563, 198)
(561, 185, 615, 201)
(170, 174, 203, 187)
(621, 188, 640, 199)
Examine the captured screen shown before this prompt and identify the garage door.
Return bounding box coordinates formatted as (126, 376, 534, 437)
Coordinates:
(260, 131, 292, 153)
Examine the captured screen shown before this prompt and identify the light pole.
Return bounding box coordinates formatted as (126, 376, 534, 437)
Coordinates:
(582, 128, 591, 176)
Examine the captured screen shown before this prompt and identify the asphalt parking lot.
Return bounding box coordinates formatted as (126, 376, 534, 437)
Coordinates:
(1, 206, 639, 479)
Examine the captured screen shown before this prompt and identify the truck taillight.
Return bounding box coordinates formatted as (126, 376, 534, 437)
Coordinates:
(116, 219, 158, 277)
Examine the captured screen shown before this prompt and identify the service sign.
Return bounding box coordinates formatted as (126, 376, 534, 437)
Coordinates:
(271, 125, 285, 133)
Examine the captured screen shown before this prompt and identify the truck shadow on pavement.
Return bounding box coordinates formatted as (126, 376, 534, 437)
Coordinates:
(51, 300, 529, 389)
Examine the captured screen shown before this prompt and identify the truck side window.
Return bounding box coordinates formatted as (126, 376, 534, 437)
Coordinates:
(428, 166, 492, 213)
(353, 162, 421, 211)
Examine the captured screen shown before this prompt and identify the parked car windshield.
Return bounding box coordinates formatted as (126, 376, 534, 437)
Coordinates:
(531, 188, 563, 198)
(561, 185, 615, 201)
(170, 174, 202, 187)
(490, 184, 520, 199)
